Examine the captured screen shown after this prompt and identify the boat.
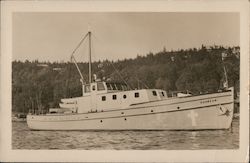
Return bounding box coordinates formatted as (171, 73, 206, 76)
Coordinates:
(27, 31, 234, 130)
(12, 113, 27, 122)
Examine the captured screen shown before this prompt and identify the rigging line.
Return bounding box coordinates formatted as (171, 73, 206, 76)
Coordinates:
(69, 32, 89, 83)
(70, 32, 89, 57)
(136, 77, 149, 89)
(102, 71, 116, 78)
(91, 33, 132, 89)
(110, 63, 132, 90)
(71, 55, 84, 82)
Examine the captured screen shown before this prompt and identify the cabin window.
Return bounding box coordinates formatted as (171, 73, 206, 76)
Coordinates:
(92, 85, 96, 91)
(102, 96, 106, 101)
(97, 82, 105, 91)
(85, 85, 90, 93)
(123, 95, 127, 99)
(135, 92, 139, 98)
(152, 91, 157, 96)
(113, 95, 117, 100)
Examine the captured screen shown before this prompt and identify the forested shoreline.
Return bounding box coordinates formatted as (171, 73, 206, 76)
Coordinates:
(12, 45, 240, 113)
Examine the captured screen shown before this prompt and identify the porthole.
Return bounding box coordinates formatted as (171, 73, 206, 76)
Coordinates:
(100, 120, 103, 123)
(123, 95, 127, 99)
(151, 110, 154, 112)
(124, 118, 127, 121)
(113, 94, 117, 100)
(102, 96, 106, 101)
(177, 106, 180, 109)
(121, 112, 124, 114)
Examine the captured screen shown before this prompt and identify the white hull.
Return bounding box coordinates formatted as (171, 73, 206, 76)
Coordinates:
(27, 89, 234, 130)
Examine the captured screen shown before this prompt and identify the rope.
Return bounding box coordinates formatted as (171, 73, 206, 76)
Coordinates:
(135, 77, 149, 89)
(69, 32, 90, 83)
(71, 55, 84, 82)
(70, 32, 89, 58)
(91, 33, 132, 89)
(110, 62, 132, 90)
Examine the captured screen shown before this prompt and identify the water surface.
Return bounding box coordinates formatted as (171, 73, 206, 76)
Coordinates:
(12, 118, 239, 150)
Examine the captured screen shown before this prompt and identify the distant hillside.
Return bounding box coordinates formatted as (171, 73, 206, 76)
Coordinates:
(12, 45, 240, 113)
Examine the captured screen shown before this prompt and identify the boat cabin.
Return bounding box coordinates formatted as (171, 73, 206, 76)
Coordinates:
(58, 81, 168, 114)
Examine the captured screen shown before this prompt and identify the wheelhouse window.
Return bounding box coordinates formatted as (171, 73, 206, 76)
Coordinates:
(152, 91, 157, 96)
(135, 92, 139, 98)
(116, 84, 123, 90)
(102, 96, 106, 101)
(113, 95, 117, 100)
(121, 85, 126, 91)
(111, 83, 117, 90)
(122, 84, 129, 91)
(97, 82, 105, 91)
(106, 83, 112, 90)
(106, 82, 129, 91)
(85, 85, 90, 93)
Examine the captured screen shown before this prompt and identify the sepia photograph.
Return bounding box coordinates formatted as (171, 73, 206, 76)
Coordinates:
(12, 12, 240, 150)
(1, 0, 249, 162)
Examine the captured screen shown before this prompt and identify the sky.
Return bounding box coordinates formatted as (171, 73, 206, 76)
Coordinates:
(12, 12, 239, 62)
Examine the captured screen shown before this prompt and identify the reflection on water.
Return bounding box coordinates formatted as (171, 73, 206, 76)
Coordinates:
(12, 118, 239, 150)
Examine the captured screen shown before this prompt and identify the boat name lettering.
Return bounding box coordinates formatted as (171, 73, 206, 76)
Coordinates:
(200, 99, 217, 104)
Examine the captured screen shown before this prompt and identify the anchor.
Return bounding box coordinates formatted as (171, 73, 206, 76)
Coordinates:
(218, 105, 231, 116)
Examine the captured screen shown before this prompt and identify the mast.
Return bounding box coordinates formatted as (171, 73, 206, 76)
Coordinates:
(88, 31, 92, 83)
(222, 52, 228, 89)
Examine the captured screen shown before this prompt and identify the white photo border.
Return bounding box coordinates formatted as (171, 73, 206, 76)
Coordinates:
(0, 0, 249, 162)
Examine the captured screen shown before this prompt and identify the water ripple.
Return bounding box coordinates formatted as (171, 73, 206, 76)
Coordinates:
(12, 118, 239, 150)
